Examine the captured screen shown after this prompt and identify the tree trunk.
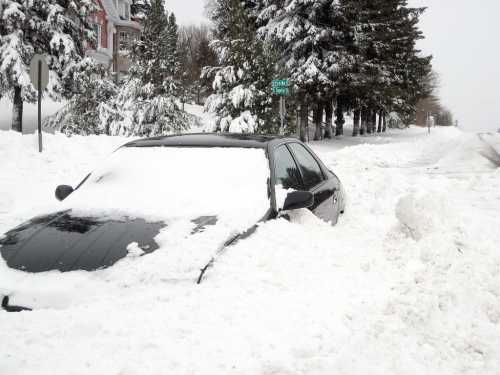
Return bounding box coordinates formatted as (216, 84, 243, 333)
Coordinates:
(360, 108, 367, 135)
(299, 104, 309, 142)
(12, 86, 23, 133)
(313, 102, 323, 141)
(377, 109, 383, 133)
(352, 108, 361, 137)
(371, 110, 377, 134)
(335, 97, 344, 136)
(366, 108, 373, 134)
(382, 112, 387, 132)
(324, 101, 334, 139)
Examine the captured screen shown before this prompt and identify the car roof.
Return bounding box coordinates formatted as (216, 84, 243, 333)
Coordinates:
(123, 133, 296, 149)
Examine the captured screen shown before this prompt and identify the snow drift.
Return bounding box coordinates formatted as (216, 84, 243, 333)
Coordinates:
(1, 127, 500, 375)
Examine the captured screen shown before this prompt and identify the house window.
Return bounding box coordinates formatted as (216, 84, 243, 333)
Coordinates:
(93, 23, 101, 49)
(119, 31, 130, 51)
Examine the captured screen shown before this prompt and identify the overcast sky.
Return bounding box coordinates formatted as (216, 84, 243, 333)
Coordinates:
(168, 0, 500, 132)
(166, 0, 208, 25)
(409, 0, 500, 131)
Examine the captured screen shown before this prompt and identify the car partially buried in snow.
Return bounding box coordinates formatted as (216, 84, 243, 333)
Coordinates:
(0, 134, 345, 311)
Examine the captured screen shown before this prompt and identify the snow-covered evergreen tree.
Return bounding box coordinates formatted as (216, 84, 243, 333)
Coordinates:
(382, 1, 432, 120)
(0, 0, 33, 131)
(255, 0, 432, 138)
(341, 0, 431, 134)
(255, 0, 344, 139)
(203, 0, 276, 134)
(0, 0, 97, 131)
(44, 58, 117, 135)
(130, 0, 151, 20)
(102, 0, 187, 136)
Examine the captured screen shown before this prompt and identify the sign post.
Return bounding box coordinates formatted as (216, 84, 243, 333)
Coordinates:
(29, 54, 49, 153)
(272, 79, 290, 135)
(427, 112, 431, 135)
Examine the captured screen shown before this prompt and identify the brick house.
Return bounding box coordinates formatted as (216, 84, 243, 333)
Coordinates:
(86, 0, 142, 77)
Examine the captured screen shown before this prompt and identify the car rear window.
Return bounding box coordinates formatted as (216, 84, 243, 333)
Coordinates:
(62, 147, 271, 231)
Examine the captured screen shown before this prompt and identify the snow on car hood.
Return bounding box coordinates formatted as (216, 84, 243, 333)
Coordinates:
(0, 213, 238, 310)
(0, 147, 271, 310)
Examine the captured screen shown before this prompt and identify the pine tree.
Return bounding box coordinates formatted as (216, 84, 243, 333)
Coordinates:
(177, 25, 218, 105)
(131, 0, 151, 20)
(384, 1, 432, 121)
(0, 0, 97, 132)
(103, 0, 187, 136)
(203, 0, 276, 134)
(205, 0, 432, 139)
(44, 59, 117, 135)
(194, 32, 218, 104)
(255, 0, 345, 139)
(340, 0, 432, 134)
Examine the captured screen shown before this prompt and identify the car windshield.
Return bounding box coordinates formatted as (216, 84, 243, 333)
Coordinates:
(62, 146, 270, 231)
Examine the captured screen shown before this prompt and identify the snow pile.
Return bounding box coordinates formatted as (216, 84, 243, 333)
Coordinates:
(395, 191, 453, 241)
(1, 127, 500, 375)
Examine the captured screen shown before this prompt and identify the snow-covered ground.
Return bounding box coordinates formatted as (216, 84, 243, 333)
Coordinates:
(1, 127, 500, 375)
(0, 98, 64, 133)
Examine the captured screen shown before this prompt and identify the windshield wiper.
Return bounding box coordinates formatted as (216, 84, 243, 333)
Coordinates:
(197, 223, 259, 284)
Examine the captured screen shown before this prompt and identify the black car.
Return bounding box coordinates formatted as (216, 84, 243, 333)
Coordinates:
(0, 134, 345, 311)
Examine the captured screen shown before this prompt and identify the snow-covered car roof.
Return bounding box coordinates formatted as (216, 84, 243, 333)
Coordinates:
(123, 133, 292, 149)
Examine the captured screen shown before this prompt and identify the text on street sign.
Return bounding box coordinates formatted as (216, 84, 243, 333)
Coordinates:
(272, 79, 289, 88)
(272, 87, 290, 96)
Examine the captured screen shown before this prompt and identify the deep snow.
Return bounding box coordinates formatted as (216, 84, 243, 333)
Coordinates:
(1, 127, 500, 375)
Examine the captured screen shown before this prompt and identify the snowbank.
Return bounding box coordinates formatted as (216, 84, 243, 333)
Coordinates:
(1, 127, 500, 375)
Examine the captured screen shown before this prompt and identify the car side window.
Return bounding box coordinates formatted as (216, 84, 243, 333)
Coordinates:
(288, 143, 324, 189)
(273, 145, 302, 190)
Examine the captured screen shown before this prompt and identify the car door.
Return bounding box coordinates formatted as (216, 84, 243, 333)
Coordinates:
(287, 142, 340, 224)
(271, 144, 304, 210)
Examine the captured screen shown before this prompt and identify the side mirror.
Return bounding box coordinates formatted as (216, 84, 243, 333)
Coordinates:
(282, 191, 314, 211)
(55, 185, 74, 201)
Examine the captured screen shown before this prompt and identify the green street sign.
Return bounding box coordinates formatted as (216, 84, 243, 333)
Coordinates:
(272, 87, 290, 96)
(272, 79, 289, 88)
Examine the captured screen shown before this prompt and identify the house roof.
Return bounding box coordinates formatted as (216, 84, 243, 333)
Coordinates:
(114, 19, 142, 29)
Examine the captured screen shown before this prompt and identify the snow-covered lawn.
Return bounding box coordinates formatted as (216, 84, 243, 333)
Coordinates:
(1, 127, 500, 375)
